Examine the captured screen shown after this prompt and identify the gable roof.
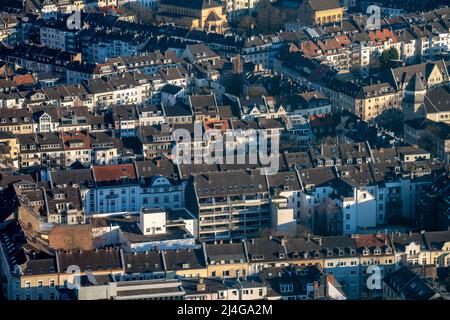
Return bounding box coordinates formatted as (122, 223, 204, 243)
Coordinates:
(160, 0, 221, 10)
(308, 0, 341, 11)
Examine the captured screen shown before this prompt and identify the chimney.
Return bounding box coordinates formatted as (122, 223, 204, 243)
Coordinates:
(156, 159, 161, 167)
(313, 281, 319, 289)
(196, 278, 206, 291)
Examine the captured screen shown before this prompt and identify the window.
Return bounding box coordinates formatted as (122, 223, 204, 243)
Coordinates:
(37, 281, 43, 288)
(280, 283, 293, 293)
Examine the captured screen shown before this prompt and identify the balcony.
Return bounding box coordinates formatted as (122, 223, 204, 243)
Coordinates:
(200, 218, 230, 225)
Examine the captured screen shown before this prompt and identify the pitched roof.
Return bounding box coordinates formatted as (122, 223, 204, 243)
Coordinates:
(93, 163, 137, 183)
(160, 0, 221, 10)
(308, 0, 341, 11)
(56, 248, 123, 272)
(406, 73, 426, 92)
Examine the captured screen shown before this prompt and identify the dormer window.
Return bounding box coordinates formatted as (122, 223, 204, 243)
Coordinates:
(374, 248, 381, 255)
(385, 248, 392, 254)
(338, 249, 344, 256)
(251, 255, 264, 261)
(279, 253, 285, 259)
(280, 283, 293, 293)
(54, 193, 65, 200)
(363, 249, 370, 256)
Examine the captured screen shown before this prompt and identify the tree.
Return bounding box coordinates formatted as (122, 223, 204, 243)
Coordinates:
(380, 47, 399, 67)
(237, 16, 256, 30)
(375, 108, 404, 135)
(246, 85, 268, 97)
(446, 273, 450, 292)
(256, 0, 282, 33)
(418, 124, 441, 156)
(121, 2, 156, 23)
(255, 228, 272, 238)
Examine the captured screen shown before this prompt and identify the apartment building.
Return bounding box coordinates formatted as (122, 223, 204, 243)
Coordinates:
(185, 169, 272, 242)
(39, 19, 80, 53)
(0, 220, 60, 300)
(205, 242, 248, 278)
(88, 163, 140, 214)
(321, 236, 360, 299)
(0, 108, 34, 134)
(62, 131, 92, 168)
(354, 233, 396, 299)
(299, 0, 345, 26)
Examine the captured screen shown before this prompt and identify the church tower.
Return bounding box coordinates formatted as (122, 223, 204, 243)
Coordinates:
(403, 72, 426, 121)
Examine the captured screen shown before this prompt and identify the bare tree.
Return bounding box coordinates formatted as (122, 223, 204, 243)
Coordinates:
(246, 85, 268, 97)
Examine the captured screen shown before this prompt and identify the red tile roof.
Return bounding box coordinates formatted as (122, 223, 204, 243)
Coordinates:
(301, 41, 321, 58)
(204, 119, 229, 133)
(93, 163, 137, 182)
(355, 234, 391, 249)
(318, 35, 351, 51)
(369, 29, 398, 44)
(62, 131, 91, 150)
(13, 74, 36, 86)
